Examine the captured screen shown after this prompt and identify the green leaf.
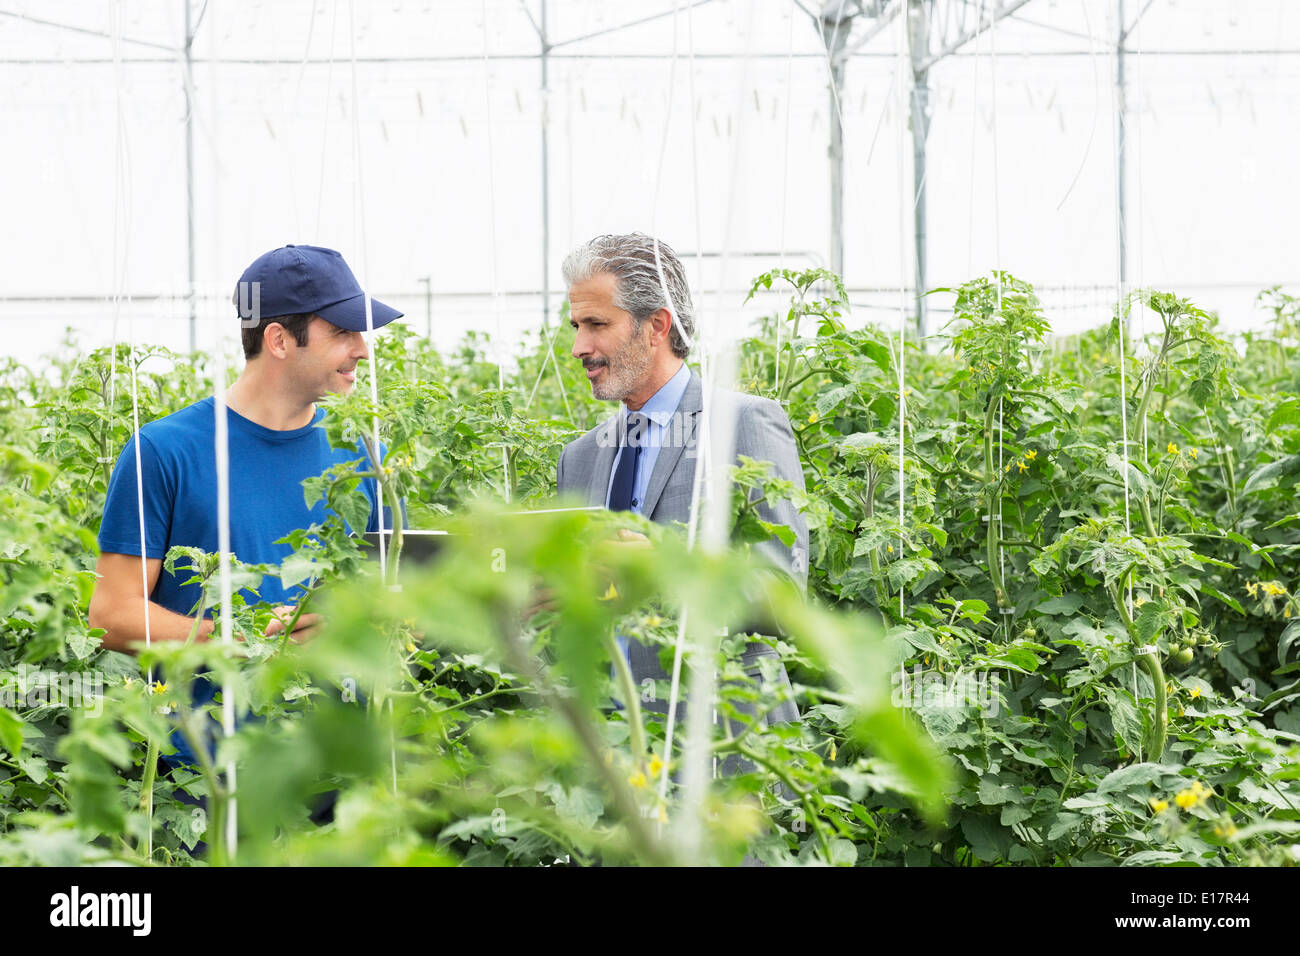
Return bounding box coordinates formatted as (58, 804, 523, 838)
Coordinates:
(280, 552, 320, 590)
(1037, 593, 1083, 615)
(0, 707, 22, 755)
(1267, 398, 1300, 433)
(1133, 600, 1168, 644)
(1243, 453, 1300, 497)
(1103, 686, 1145, 757)
(1095, 762, 1176, 795)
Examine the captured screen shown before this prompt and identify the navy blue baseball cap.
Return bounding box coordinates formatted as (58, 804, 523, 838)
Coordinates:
(234, 244, 403, 332)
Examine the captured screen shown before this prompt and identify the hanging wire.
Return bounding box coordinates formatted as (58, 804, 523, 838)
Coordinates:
(1055, 0, 1102, 211)
(313, 0, 342, 239)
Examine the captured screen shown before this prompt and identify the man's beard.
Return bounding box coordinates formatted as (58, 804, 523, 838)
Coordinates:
(589, 325, 652, 401)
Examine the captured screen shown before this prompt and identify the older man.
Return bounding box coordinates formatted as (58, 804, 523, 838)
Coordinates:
(556, 232, 806, 733)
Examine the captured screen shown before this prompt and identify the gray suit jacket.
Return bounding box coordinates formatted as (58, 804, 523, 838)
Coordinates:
(556, 369, 806, 734)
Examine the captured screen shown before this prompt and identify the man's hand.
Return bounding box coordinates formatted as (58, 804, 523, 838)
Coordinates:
(265, 604, 324, 644)
(606, 528, 651, 550)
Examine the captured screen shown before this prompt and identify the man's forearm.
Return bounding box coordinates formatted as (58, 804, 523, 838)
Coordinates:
(92, 596, 214, 653)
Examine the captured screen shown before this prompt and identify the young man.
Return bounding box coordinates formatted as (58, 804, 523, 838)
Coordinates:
(89, 243, 402, 764)
(556, 232, 807, 733)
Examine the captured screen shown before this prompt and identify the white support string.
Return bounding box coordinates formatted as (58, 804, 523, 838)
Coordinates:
(658, 0, 701, 809)
(478, 0, 509, 503)
(966, 0, 987, 277)
(988, 1, 1006, 627)
(771, 2, 797, 390)
(347, 0, 388, 581)
(202, 0, 238, 864)
(346, 0, 398, 800)
(897, 3, 910, 620)
(109, 0, 155, 857)
(658, 0, 754, 861)
(1110, 1, 1134, 641)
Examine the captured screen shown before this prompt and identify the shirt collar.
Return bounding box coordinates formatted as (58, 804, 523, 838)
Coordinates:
(624, 362, 691, 427)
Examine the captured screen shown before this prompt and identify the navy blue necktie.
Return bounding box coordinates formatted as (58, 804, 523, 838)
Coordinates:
(608, 412, 649, 512)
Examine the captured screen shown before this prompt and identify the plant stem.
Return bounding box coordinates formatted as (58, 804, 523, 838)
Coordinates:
(778, 310, 804, 403)
(983, 398, 1006, 608)
(605, 630, 647, 764)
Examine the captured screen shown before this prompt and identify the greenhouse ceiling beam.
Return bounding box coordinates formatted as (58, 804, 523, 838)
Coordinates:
(549, 0, 716, 50)
(842, 0, 903, 56)
(1006, 12, 1096, 43)
(917, 0, 1034, 71)
(14, 47, 1300, 66)
(0, 8, 180, 53)
(1122, 0, 1156, 40)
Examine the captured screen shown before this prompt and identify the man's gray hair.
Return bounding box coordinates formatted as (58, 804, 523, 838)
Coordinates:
(561, 233, 695, 358)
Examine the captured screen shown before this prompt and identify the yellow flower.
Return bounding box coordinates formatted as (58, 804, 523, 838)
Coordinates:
(601, 582, 619, 600)
(1190, 686, 1202, 699)
(887, 544, 894, 553)
(628, 769, 647, 789)
(656, 803, 669, 825)
(648, 754, 665, 777)
(1245, 581, 1259, 598)
(645, 614, 663, 628)
(1017, 460, 1029, 473)
(1189, 447, 1198, 460)
(1005, 464, 1011, 473)
(1174, 789, 1198, 809)
(1148, 797, 1169, 813)
(1213, 822, 1237, 838)
(1287, 606, 1294, 619)
(405, 641, 418, 654)
(1135, 596, 1146, 607)
(151, 680, 168, 695)
(808, 411, 819, 424)
(1167, 442, 1179, 455)
(829, 739, 837, 762)
(1025, 449, 1038, 461)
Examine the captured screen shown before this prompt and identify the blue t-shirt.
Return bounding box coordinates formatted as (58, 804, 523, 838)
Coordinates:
(98, 396, 385, 764)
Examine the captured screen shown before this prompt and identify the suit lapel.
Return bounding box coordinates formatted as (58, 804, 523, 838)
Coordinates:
(588, 413, 620, 506)
(641, 370, 702, 519)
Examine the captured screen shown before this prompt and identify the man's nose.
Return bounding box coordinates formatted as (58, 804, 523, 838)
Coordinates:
(571, 330, 589, 359)
(354, 332, 370, 361)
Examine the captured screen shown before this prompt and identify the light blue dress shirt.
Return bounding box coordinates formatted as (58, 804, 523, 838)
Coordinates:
(606, 361, 690, 689)
(603, 361, 691, 514)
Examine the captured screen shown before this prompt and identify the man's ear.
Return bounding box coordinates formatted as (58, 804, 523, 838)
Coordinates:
(263, 322, 292, 359)
(647, 307, 673, 348)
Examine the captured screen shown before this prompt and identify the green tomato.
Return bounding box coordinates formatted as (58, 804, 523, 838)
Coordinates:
(1175, 647, 1194, 666)
(1168, 643, 1183, 656)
